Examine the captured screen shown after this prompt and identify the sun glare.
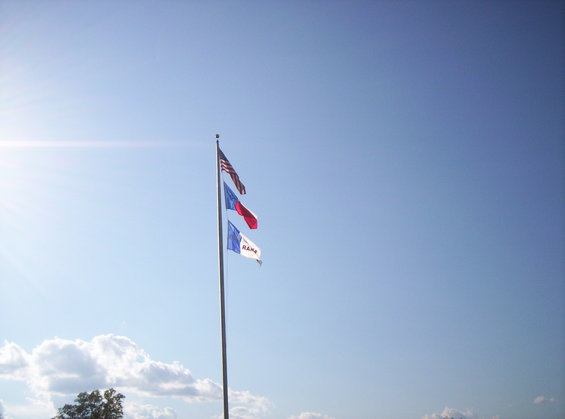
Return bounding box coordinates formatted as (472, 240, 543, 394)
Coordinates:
(0, 140, 189, 148)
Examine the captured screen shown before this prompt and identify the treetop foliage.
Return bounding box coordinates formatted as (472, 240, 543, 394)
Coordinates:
(53, 388, 125, 419)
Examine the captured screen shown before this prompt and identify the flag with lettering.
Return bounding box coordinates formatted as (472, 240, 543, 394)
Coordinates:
(219, 148, 246, 195)
(224, 182, 258, 229)
(227, 221, 262, 265)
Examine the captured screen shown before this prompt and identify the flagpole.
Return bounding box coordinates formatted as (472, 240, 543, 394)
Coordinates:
(215, 135, 230, 419)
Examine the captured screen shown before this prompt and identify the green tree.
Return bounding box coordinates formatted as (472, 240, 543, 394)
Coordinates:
(53, 388, 125, 419)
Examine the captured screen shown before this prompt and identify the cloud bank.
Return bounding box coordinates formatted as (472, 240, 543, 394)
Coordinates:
(0, 334, 268, 418)
(1, 334, 221, 401)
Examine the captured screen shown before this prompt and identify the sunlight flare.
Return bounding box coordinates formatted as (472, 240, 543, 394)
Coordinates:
(0, 140, 192, 148)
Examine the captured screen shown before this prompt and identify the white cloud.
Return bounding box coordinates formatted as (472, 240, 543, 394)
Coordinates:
(212, 391, 272, 419)
(0, 335, 268, 418)
(227, 404, 268, 419)
(422, 406, 477, 419)
(534, 395, 556, 404)
(0, 335, 221, 401)
(0, 398, 54, 419)
(124, 402, 177, 419)
(288, 412, 335, 419)
(0, 341, 29, 379)
(32, 338, 109, 395)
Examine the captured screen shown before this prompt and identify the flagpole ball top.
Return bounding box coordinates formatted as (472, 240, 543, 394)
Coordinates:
(216, 134, 220, 139)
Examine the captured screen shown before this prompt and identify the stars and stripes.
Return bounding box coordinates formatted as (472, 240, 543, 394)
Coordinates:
(219, 148, 246, 195)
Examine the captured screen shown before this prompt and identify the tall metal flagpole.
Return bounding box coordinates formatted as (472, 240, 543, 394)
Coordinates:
(215, 134, 230, 419)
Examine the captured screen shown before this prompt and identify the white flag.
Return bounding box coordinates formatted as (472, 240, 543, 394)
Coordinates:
(239, 232, 262, 265)
(227, 221, 262, 265)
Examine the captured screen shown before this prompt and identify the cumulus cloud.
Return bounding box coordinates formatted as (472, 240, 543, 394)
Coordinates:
(0, 335, 221, 401)
(534, 395, 556, 404)
(0, 341, 29, 378)
(0, 335, 269, 418)
(288, 412, 335, 419)
(422, 406, 477, 419)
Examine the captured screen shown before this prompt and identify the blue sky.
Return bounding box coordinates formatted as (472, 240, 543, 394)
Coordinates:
(0, 1, 563, 419)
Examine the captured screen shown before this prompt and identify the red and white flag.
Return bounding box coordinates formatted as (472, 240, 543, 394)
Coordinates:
(219, 148, 246, 195)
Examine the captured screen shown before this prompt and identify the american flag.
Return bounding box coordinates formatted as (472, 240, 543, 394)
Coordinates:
(219, 148, 246, 195)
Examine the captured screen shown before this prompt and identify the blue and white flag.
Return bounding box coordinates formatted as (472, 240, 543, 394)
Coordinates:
(227, 221, 262, 265)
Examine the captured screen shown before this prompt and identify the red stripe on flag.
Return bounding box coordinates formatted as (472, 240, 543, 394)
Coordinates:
(219, 148, 246, 194)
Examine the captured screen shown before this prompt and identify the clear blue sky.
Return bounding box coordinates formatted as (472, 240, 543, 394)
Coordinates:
(0, 1, 563, 419)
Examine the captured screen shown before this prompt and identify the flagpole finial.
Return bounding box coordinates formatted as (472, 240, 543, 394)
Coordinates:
(216, 134, 220, 139)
